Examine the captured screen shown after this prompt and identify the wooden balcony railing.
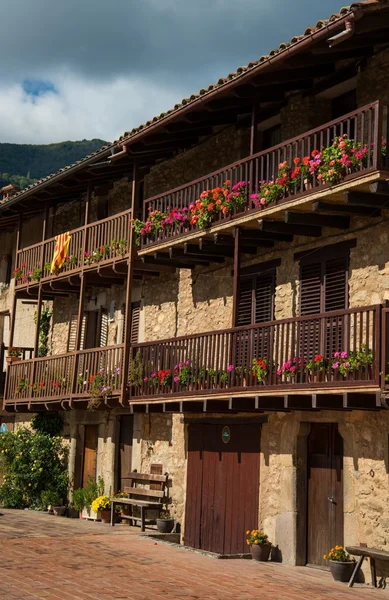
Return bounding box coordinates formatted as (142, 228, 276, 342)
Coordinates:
(141, 101, 389, 248)
(130, 305, 381, 399)
(0, 345, 34, 396)
(15, 208, 132, 287)
(4, 345, 124, 405)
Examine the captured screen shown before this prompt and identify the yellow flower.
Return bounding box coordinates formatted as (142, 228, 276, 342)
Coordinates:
(246, 530, 250, 535)
(254, 540, 259, 545)
(246, 539, 250, 545)
(39, 468, 43, 473)
(323, 555, 327, 560)
(28, 483, 31, 487)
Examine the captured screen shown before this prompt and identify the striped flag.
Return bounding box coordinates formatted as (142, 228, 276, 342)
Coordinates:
(51, 232, 71, 273)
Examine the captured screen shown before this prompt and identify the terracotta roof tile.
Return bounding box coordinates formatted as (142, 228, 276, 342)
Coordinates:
(1, 0, 387, 209)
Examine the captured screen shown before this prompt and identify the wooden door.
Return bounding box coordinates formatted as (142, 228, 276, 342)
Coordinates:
(185, 422, 261, 555)
(118, 415, 134, 492)
(307, 423, 344, 567)
(82, 425, 98, 487)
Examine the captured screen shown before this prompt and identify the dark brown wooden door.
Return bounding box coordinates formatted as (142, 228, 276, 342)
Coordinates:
(307, 423, 344, 567)
(185, 422, 261, 555)
(82, 425, 99, 487)
(118, 415, 134, 492)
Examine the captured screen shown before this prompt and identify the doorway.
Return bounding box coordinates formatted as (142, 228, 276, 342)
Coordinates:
(82, 425, 99, 487)
(185, 422, 261, 555)
(307, 423, 344, 567)
(117, 415, 134, 492)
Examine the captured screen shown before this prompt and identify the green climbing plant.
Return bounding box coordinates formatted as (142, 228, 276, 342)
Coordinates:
(34, 307, 52, 358)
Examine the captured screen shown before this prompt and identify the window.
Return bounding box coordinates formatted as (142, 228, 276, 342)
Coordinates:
(67, 308, 108, 351)
(237, 271, 275, 327)
(262, 125, 281, 150)
(331, 90, 357, 120)
(300, 251, 349, 358)
(130, 302, 141, 344)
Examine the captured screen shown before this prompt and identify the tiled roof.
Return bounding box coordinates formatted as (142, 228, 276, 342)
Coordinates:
(1, 0, 387, 211)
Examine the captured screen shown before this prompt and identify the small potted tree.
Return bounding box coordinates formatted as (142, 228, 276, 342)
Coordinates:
(324, 546, 355, 582)
(246, 529, 272, 562)
(72, 488, 86, 518)
(156, 510, 175, 533)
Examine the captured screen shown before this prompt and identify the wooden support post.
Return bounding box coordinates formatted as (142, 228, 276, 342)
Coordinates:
(71, 275, 86, 395)
(81, 182, 92, 265)
(232, 228, 240, 327)
(9, 213, 22, 348)
(33, 201, 49, 360)
(121, 162, 138, 405)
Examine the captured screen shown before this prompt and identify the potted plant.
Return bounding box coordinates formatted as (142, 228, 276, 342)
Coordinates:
(72, 488, 86, 518)
(41, 489, 60, 514)
(251, 358, 269, 384)
(91, 495, 111, 524)
(324, 546, 355, 582)
(156, 510, 175, 533)
(245, 529, 272, 562)
(81, 476, 105, 520)
(112, 491, 129, 521)
(305, 354, 326, 382)
(6, 347, 22, 364)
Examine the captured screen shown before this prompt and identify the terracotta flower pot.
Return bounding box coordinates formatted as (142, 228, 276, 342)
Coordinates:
(53, 506, 66, 517)
(329, 560, 355, 582)
(98, 509, 111, 524)
(250, 543, 271, 562)
(6, 356, 20, 364)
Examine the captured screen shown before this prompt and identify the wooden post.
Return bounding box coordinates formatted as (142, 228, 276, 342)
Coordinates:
(121, 162, 137, 405)
(250, 103, 259, 156)
(82, 182, 92, 265)
(33, 200, 50, 358)
(232, 227, 240, 327)
(71, 275, 86, 395)
(8, 212, 22, 348)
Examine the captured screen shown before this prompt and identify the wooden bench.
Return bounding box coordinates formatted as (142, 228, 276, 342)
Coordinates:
(110, 471, 168, 531)
(346, 546, 389, 588)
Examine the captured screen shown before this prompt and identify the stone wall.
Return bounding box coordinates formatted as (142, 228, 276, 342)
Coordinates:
(280, 96, 332, 141)
(144, 125, 250, 199)
(357, 47, 389, 106)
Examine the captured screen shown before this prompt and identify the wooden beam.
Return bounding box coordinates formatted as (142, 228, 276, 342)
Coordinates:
(199, 239, 234, 257)
(169, 248, 211, 265)
(344, 190, 389, 208)
(141, 256, 194, 270)
(250, 65, 334, 86)
(312, 201, 380, 217)
(232, 227, 240, 327)
(183, 244, 225, 263)
(240, 229, 293, 243)
(369, 182, 389, 195)
(214, 233, 267, 250)
(285, 211, 350, 229)
(258, 219, 321, 237)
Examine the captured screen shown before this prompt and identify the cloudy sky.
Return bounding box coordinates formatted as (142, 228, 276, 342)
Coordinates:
(0, 0, 344, 144)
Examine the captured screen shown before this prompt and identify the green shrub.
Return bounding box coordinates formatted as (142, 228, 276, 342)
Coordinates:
(0, 428, 68, 509)
(31, 413, 63, 437)
(72, 488, 85, 512)
(41, 489, 61, 508)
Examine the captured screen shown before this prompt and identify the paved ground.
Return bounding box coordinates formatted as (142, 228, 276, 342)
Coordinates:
(0, 509, 387, 600)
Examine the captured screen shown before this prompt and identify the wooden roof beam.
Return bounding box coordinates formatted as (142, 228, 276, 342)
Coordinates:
(141, 255, 194, 270)
(239, 228, 293, 243)
(258, 219, 321, 237)
(312, 200, 381, 217)
(345, 190, 389, 208)
(285, 211, 350, 229)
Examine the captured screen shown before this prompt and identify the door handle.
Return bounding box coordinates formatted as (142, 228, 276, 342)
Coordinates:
(328, 496, 336, 504)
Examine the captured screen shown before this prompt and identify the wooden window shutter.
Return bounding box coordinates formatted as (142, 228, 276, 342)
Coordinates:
(236, 279, 253, 326)
(130, 302, 140, 344)
(98, 308, 109, 347)
(324, 256, 348, 312)
(255, 272, 275, 323)
(300, 263, 322, 315)
(68, 312, 87, 351)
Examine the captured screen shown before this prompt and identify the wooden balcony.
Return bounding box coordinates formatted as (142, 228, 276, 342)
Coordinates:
(129, 305, 382, 410)
(3, 345, 124, 409)
(139, 101, 389, 260)
(14, 209, 132, 292)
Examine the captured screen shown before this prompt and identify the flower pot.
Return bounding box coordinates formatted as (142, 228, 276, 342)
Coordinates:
(98, 509, 111, 524)
(156, 518, 175, 533)
(66, 507, 79, 519)
(53, 505, 66, 517)
(6, 356, 20, 364)
(81, 507, 98, 520)
(329, 561, 355, 583)
(250, 543, 271, 562)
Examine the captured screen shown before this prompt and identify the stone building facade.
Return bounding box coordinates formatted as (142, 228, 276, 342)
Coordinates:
(2, 5, 389, 583)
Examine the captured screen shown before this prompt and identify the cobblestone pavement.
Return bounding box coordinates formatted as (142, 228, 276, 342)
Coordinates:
(0, 509, 387, 600)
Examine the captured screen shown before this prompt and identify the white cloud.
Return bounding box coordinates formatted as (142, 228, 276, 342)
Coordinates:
(0, 71, 184, 144)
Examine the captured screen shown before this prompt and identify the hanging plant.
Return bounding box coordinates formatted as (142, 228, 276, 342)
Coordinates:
(34, 307, 52, 358)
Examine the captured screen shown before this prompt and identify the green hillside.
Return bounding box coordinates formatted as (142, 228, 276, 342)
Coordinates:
(0, 139, 108, 189)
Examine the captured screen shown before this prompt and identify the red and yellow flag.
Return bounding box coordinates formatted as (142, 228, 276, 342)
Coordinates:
(51, 232, 71, 273)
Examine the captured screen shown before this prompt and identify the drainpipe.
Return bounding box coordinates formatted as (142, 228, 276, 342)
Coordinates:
(109, 145, 128, 161)
(326, 17, 356, 47)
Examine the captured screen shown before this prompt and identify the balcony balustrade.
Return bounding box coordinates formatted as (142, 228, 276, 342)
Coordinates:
(129, 305, 381, 400)
(14, 208, 132, 288)
(4, 345, 124, 407)
(140, 101, 389, 250)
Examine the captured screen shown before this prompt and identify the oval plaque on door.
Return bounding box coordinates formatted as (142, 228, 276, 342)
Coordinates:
(222, 425, 231, 444)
